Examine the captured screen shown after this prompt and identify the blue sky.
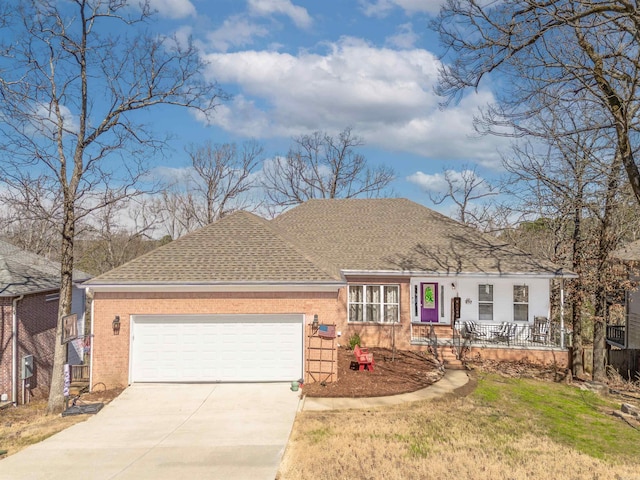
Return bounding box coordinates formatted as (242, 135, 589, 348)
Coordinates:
(147, 0, 511, 215)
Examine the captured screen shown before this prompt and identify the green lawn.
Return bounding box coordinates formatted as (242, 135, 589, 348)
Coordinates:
(278, 373, 640, 479)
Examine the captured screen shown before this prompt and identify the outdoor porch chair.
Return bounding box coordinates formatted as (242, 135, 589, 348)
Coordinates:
(462, 321, 486, 340)
(491, 322, 518, 344)
(529, 316, 550, 344)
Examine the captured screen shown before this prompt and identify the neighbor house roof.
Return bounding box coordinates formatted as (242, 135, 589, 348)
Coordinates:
(273, 198, 571, 277)
(611, 240, 640, 262)
(85, 198, 573, 289)
(85, 210, 343, 286)
(0, 240, 92, 297)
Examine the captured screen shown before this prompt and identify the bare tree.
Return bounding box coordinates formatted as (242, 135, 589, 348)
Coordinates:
(75, 195, 161, 275)
(500, 102, 639, 378)
(151, 189, 201, 240)
(0, 0, 225, 413)
(262, 127, 394, 214)
(434, 0, 640, 206)
(428, 165, 498, 230)
(186, 141, 263, 225)
(150, 141, 262, 238)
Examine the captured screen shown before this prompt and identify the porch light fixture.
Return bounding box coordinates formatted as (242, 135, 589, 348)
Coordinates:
(112, 316, 121, 335)
(312, 314, 319, 330)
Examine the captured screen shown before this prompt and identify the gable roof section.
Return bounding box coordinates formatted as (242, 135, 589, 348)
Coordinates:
(273, 198, 570, 277)
(611, 240, 640, 262)
(85, 211, 343, 286)
(0, 240, 91, 297)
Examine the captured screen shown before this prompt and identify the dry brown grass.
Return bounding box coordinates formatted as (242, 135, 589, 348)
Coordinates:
(0, 388, 124, 458)
(278, 376, 640, 480)
(0, 400, 86, 456)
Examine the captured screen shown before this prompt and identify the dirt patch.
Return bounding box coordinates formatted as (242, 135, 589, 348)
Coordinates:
(302, 347, 444, 398)
(468, 358, 572, 383)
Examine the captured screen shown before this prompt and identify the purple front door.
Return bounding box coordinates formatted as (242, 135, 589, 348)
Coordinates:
(420, 282, 438, 323)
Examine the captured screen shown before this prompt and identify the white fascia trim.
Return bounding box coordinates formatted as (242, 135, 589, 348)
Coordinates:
(342, 270, 578, 279)
(84, 282, 345, 293)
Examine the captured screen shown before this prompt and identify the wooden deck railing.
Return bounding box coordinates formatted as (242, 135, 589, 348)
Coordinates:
(70, 364, 90, 382)
(606, 325, 625, 347)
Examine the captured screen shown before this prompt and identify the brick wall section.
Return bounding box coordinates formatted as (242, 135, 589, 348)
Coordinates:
(91, 290, 341, 389)
(0, 298, 13, 400)
(463, 347, 570, 368)
(0, 293, 59, 403)
(18, 293, 59, 401)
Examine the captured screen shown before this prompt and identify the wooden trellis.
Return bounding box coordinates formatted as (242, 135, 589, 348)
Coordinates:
(305, 324, 338, 384)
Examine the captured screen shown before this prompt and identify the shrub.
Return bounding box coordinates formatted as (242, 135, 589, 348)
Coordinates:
(348, 333, 361, 350)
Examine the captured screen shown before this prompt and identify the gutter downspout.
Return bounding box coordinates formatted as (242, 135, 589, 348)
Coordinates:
(88, 288, 94, 393)
(12, 295, 24, 405)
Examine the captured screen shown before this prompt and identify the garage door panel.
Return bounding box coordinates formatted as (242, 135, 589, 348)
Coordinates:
(131, 315, 303, 382)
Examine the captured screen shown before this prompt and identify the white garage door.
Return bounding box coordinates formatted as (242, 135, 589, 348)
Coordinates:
(131, 314, 303, 382)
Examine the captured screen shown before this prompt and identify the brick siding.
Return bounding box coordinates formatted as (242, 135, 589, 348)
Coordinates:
(0, 293, 59, 404)
(91, 290, 342, 389)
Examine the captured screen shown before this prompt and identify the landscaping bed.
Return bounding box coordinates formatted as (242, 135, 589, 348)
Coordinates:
(302, 347, 444, 398)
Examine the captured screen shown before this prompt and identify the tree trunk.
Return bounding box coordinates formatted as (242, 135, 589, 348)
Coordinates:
(46, 202, 75, 414)
(571, 290, 584, 378)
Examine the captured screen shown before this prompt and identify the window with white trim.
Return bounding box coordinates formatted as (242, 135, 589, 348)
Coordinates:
(348, 285, 399, 323)
(478, 284, 493, 320)
(513, 285, 529, 322)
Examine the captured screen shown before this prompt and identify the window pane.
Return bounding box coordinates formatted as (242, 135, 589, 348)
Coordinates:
(349, 304, 363, 322)
(514, 304, 528, 322)
(514, 285, 528, 303)
(384, 305, 399, 323)
(384, 285, 398, 304)
(365, 304, 380, 322)
(479, 284, 493, 302)
(366, 286, 380, 303)
(479, 303, 493, 320)
(349, 285, 363, 303)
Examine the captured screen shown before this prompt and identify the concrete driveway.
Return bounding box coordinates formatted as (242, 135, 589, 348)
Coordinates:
(0, 383, 300, 480)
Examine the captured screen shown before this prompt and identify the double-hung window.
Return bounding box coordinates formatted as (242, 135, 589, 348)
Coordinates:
(478, 284, 494, 321)
(513, 285, 529, 322)
(348, 285, 399, 323)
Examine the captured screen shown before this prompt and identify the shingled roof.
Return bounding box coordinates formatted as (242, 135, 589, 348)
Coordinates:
(611, 240, 640, 262)
(0, 240, 91, 296)
(86, 210, 342, 285)
(86, 198, 571, 287)
(273, 198, 567, 276)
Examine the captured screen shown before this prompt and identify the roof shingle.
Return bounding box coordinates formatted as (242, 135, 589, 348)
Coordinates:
(86, 211, 342, 285)
(86, 198, 570, 287)
(0, 240, 91, 296)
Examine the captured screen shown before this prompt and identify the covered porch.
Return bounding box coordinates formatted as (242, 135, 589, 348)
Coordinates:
(411, 321, 570, 349)
(410, 321, 572, 367)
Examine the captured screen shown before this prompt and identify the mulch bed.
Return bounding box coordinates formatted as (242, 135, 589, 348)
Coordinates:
(302, 347, 444, 398)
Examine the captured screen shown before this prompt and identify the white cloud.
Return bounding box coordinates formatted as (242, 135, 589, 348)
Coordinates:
(201, 37, 508, 166)
(359, 0, 443, 16)
(28, 103, 79, 137)
(248, 0, 312, 28)
(406, 171, 448, 193)
(386, 23, 419, 49)
(407, 169, 493, 194)
(149, 0, 196, 19)
(207, 15, 270, 52)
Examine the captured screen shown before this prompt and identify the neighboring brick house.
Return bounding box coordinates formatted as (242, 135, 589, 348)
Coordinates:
(85, 198, 575, 390)
(0, 241, 90, 404)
